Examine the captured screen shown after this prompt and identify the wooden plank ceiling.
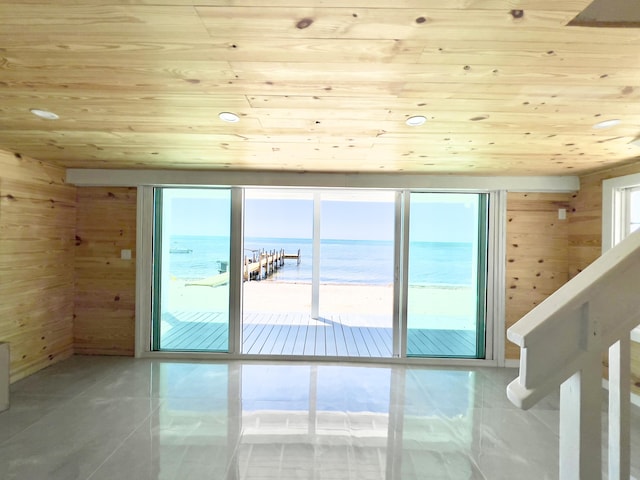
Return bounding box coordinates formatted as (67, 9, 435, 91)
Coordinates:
(1, 0, 639, 175)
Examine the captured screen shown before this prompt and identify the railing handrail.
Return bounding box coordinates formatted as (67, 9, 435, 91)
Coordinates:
(507, 229, 640, 409)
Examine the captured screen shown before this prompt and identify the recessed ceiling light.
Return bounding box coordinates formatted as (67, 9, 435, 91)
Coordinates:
(219, 112, 240, 123)
(406, 115, 427, 126)
(592, 118, 620, 129)
(30, 109, 59, 120)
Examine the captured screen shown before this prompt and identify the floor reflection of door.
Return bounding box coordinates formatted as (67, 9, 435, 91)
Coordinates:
(242, 189, 395, 358)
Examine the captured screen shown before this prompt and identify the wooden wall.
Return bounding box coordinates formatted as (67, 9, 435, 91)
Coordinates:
(0, 150, 76, 382)
(504, 192, 572, 361)
(74, 187, 137, 355)
(569, 161, 640, 396)
(0, 146, 634, 386)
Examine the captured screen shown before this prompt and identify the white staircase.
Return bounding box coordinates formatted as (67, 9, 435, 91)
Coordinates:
(507, 231, 640, 480)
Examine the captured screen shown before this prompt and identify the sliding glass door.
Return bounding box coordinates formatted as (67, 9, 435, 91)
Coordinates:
(152, 188, 232, 352)
(150, 187, 488, 359)
(405, 193, 487, 357)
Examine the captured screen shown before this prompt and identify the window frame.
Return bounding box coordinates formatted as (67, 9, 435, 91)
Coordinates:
(602, 172, 640, 341)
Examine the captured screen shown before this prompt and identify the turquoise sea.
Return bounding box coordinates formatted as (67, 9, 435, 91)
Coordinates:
(168, 235, 473, 286)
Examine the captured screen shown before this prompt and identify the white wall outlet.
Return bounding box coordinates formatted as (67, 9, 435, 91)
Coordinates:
(121, 249, 132, 260)
(558, 208, 567, 220)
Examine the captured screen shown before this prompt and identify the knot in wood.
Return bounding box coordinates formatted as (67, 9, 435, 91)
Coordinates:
(296, 18, 314, 29)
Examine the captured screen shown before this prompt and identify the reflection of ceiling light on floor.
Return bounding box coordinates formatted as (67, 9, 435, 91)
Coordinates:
(406, 115, 427, 126)
(30, 109, 59, 120)
(592, 119, 620, 129)
(219, 112, 240, 123)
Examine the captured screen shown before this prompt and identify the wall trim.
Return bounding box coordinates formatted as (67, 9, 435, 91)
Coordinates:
(67, 169, 580, 192)
(490, 190, 507, 366)
(135, 186, 154, 358)
(136, 349, 501, 368)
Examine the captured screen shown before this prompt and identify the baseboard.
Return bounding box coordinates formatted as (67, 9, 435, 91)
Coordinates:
(504, 359, 519, 368)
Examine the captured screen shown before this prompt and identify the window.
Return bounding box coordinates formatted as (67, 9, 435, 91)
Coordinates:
(602, 172, 640, 252)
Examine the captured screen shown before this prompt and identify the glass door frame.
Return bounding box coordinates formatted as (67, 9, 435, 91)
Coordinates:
(149, 186, 239, 353)
(137, 185, 501, 363)
(398, 190, 489, 359)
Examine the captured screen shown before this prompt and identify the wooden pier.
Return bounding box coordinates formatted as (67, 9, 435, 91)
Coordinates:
(184, 248, 301, 287)
(244, 248, 300, 281)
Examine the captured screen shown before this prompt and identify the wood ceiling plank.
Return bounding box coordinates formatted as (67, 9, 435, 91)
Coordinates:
(3, 0, 592, 10)
(0, 4, 204, 26)
(409, 26, 639, 44)
(418, 39, 640, 56)
(196, 7, 578, 40)
(2, 130, 634, 159)
(0, 77, 404, 98)
(225, 62, 640, 87)
(417, 49, 640, 70)
(5, 36, 640, 71)
(3, 58, 637, 93)
(0, 39, 424, 65)
(0, 88, 251, 113)
(400, 82, 640, 99)
(245, 94, 640, 113)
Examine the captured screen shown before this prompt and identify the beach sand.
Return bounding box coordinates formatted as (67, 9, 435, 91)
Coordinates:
(166, 279, 477, 330)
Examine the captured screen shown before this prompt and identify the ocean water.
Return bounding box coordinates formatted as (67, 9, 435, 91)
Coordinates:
(167, 235, 474, 286)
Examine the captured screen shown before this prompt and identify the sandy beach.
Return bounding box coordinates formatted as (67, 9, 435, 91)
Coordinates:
(166, 279, 477, 330)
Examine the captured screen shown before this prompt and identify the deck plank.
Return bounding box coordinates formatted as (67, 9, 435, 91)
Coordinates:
(315, 325, 326, 356)
(342, 324, 361, 357)
(334, 320, 349, 357)
(351, 328, 370, 357)
(291, 314, 308, 355)
(325, 322, 338, 357)
(304, 324, 316, 355)
(193, 323, 227, 350)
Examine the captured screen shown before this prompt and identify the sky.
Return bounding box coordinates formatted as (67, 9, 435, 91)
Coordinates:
(166, 189, 480, 243)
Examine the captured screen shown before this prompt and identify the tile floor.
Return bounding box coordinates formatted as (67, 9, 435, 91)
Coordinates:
(0, 356, 638, 480)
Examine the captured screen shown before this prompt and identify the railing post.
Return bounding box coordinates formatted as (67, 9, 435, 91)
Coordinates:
(559, 353, 603, 480)
(608, 336, 631, 480)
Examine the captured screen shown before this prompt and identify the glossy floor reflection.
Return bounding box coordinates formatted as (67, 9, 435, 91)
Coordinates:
(0, 356, 638, 480)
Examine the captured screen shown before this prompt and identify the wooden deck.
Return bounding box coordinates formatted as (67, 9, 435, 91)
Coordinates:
(160, 311, 478, 357)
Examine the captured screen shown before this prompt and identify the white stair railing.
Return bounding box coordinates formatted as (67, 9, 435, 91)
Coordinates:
(507, 230, 640, 480)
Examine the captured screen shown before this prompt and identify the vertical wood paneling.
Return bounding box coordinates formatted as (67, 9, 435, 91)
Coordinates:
(569, 161, 640, 396)
(74, 187, 137, 355)
(0, 149, 76, 382)
(505, 192, 571, 360)
(569, 162, 640, 277)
